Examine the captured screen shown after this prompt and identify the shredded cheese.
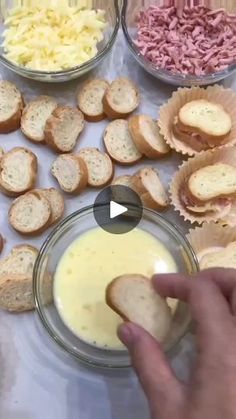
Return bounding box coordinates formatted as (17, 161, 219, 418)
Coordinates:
(2, 0, 106, 71)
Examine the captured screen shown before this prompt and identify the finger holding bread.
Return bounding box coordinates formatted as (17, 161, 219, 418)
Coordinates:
(0, 147, 38, 197)
(104, 119, 142, 165)
(106, 274, 172, 344)
(103, 78, 140, 120)
(51, 154, 88, 194)
(78, 147, 114, 187)
(21, 95, 57, 143)
(45, 106, 85, 153)
(0, 80, 24, 133)
(78, 79, 109, 122)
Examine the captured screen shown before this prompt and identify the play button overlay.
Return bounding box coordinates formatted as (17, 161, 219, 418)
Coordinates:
(110, 201, 128, 219)
(93, 185, 143, 234)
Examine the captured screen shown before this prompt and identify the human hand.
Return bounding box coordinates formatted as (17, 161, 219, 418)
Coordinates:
(118, 269, 236, 419)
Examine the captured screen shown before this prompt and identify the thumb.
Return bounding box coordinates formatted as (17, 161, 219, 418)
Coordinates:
(118, 323, 185, 419)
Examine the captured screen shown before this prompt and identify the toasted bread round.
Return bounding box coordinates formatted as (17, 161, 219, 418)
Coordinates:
(78, 79, 109, 122)
(0, 234, 4, 255)
(132, 168, 169, 211)
(112, 175, 133, 188)
(34, 188, 65, 225)
(21, 95, 57, 143)
(188, 163, 236, 203)
(178, 100, 232, 140)
(200, 242, 236, 270)
(0, 147, 4, 160)
(103, 78, 140, 119)
(106, 274, 172, 343)
(0, 244, 38, 312)
(78, 148, 114, 187)
(129, 115, 170, 159)
(0, 80, 24, 133)
(9, 191, 52, 235)
(45, 106, 85, 153)
(51, 154, 88, 194)
(104, 119, 142, 165)
(0, 147, 38, 197)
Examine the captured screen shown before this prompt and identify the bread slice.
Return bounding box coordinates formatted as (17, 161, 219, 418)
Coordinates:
(0, 234, 4, 255)
(0, 147, 38, 197)
(0, 147, 4, 159)
(78, 148, 114, 187)
(106, 274, 172, 343)
(178, 100, 232, 141)
(21, 95, 57, 143)
(45, 106, 85, 153)
(188, 163, 236, 203)
(34, 188, 65, 225)
(0, 244, 38, 312)
(129, 115, 170, 159)
(112, 175, 133, 188)
(132, 168, 169, 211)
(0, 80, 24, 133)
(103, 78, 140, 119)
(51, 154, 88, 194)
(200, 241, 236, 270)
(9, 191, 52, 235)
(78, 79, 109, 122)
(104, 119, 142, 165)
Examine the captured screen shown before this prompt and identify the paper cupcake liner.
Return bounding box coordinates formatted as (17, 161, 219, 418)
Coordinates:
(187, 222, 236, 264)
(170, 146, 236, 225)
(159, 85, 236, 156)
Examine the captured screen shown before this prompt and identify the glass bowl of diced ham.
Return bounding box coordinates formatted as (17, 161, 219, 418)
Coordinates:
(122, 0, 236, 86)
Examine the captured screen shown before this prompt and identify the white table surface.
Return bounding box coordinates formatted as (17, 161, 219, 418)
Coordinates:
(1, 32, 236, 419)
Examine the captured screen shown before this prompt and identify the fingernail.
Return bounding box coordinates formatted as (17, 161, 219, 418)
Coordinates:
(118, 323, 136, 346)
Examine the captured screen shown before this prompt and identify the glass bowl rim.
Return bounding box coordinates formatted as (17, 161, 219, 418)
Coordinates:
(121, 0, 236, 83)
(0, 0, 120, 77)
(33, 204, 199, 369)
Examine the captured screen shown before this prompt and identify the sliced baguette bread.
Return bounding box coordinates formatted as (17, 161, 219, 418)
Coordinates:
(0, 147, 38, 197)
(188, 163, 236, 203)
(0, 234, 4, 254)
(178, 100, 232, 141)
(21, 95, 57, 143)
(129, 115, 170, 159)
(132, 167, 169, 211)
(78, 148, 114, 187)
(112, 175, 133, 188)
(104, 119, 142, 165)
(51, 154, 88, 194)
(34, 188, 65, 225)
(9, 191, 51, 235)
(45, 106, 85, 153)
(78, 79, 109, 122)
(0, 147, 4, 159)
(0, 80, 24, 133)
(200, 242, 236, 270)
(0, 244, 38, 312)
(103, 78, 140, 119)
(106, 274, 172, 343)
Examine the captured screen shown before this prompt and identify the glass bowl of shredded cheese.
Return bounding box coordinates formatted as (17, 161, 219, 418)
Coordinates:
(0, 0, 120, 82)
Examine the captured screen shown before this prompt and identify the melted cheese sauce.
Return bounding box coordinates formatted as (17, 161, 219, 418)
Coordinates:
(54, 227, 178, 350)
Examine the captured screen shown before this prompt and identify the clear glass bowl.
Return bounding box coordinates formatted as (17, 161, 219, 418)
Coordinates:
(0, 0, 120, 82)
(33, 205, 198, 369)
(122, 0, 236, 86)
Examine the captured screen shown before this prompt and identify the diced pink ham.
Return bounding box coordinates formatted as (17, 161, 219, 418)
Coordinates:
(134, 5, 236, 76)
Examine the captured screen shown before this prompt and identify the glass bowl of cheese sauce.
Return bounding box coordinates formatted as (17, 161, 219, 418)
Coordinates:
(33, 205, 198, 368)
